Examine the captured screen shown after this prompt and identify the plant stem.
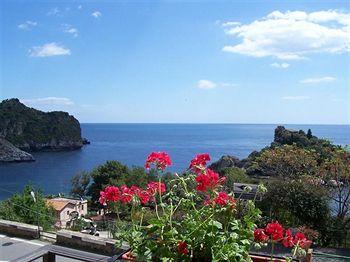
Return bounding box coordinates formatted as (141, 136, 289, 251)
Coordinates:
(180, 176, 197, 211)
(188, 213, 214, 237)
(270, 241, 275, 262)
(115, 205, 121, 222)
(158, 176, 165, 214)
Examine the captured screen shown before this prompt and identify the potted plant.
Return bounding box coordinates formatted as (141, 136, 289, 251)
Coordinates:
(252, 222, 312, 262)
(99, 152, 310, 261)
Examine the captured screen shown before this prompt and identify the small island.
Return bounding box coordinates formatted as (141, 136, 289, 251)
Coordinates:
(0, 98, 89, 162)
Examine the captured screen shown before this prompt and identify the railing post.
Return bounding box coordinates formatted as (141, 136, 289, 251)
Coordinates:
(305, 248, 313, 262)
(43, 252, 56, 262)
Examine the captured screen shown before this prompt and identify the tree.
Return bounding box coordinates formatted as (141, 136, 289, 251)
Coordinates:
(259, 179, 330, 230)
(0, 185, 55, 230)
(70, 171, 91, 199)
(87, 161, 157, 205)
(254, 144, 319, 179)
(306, 129, 313, 139)
(319, 149, 350, 220)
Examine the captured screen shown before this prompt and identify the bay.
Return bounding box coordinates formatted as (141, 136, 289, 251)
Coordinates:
(0, 124, 349, 200)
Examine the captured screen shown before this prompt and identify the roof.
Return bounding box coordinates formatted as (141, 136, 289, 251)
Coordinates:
(46, 199, 69, 211)
(46, 197, 87, 211)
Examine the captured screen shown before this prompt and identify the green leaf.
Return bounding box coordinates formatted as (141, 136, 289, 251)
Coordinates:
(209, 220, 223, 229)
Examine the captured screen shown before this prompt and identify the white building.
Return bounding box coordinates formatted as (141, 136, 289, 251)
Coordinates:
(46, 198, 88, 228)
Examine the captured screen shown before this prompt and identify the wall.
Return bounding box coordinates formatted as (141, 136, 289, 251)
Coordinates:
(0, 219, 42, 239)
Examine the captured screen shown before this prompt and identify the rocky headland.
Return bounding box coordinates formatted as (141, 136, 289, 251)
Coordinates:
(0, 98, 89, 162)
(209, 125, 337, 176)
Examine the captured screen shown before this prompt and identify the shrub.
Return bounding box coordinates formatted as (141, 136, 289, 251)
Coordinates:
(259, 179, 330, 237)
(86, 161, 157, 206)
(221, 167, 257, 189)
(0, 185, 55, 230)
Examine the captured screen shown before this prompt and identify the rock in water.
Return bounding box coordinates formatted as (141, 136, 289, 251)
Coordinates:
(209, 155, 241, 172)
(0, 138, 34, 162)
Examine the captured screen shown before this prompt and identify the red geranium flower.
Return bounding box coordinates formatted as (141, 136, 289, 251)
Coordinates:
(145, 151, 172, 171)
(189, 153, 211, 173)
(282, 229, 294, 248)
(265, 222, 284, 241)
(147, 181, 166, 195)
(177, 241, 189, 255)
(254, 228, 269, 242)
(195, 169, 225, 192)
(120, 185, 135, 203)
(214, 192, 236, 208)
(104, 186, 121, 202)
(135, 190, 151, 205)
(294, 232, 312, 249)
(99, 191, 107, 205)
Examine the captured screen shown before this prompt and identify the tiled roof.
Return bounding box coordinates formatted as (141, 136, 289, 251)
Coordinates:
(46, 197, 86, 211)
(46, 199, 69, 211)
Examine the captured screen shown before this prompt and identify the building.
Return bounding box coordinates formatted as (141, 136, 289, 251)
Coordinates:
(46, 198, 88, 228)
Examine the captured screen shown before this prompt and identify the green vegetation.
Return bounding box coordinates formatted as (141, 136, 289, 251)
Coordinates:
(254, 144, 319, 179)
(70, 171, 91, 199)
(208, 126, 350, 247)
(0, 185, 55, 230)
(70, 160, 158, 206)
(250, 129, 350, 247)
(0, 98, 83, 150)
(259, 179, 330, 230)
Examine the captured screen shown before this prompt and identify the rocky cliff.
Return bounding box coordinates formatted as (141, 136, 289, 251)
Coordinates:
(0, 98, 86, 159)
(0, 138, 34, 162)
(210, 126, 335, 174)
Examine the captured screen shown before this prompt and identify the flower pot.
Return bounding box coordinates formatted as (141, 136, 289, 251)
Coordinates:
(250, 254, 286, 262)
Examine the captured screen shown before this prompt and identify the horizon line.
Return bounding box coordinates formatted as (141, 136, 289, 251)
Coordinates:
(80, 122, 350, 126)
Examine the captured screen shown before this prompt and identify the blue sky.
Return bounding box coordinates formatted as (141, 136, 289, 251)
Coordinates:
(1, 0, 349, 124)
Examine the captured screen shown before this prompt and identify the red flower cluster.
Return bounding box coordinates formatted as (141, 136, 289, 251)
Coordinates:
(189, 153, 210, 173)
(177, 241, 189, 255)
(204, 191, 236, 208)
(99, 181, 166, 206)
(265, 221, 284, 241)
(214, 192, 236, 207)
(145, 151, 172, 171)
(254, 228, 269, 242)
(147, 181, 166, 196)
(254, 222, 312, 249)
(195, 169, 225, 192)
(99, 186, 120, 205)
(294, 232, 312, 249)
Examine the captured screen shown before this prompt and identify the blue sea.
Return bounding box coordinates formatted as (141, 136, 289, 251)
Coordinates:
(0, 124, 349, 200)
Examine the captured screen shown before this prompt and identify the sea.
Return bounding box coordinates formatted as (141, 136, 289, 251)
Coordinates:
(0, 124, 349, 200)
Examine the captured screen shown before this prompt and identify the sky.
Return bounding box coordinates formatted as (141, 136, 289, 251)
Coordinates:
(0, 0, 349, 124)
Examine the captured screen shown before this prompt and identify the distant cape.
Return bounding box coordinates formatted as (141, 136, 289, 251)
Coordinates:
(0, 98, 89, 162)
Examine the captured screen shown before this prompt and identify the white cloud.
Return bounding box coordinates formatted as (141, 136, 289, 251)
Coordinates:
(300, 76, 336, 84)
(222, 21, 241, 27)
(62, 24, 78, 37)
(197, 80, 217, 89)
(29, 42, 71, 57)
(197, 80, 236, 90)
(47, 7, 60, 16)
(282, 96, 310, 100)
(222, 10, 350, 60)
(21, 97, 74, 106)
(91, 11, 102, 18)
(270, 62, 290, 68)
(78, 5, 83, 10)
(18, 21, 37, 30)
